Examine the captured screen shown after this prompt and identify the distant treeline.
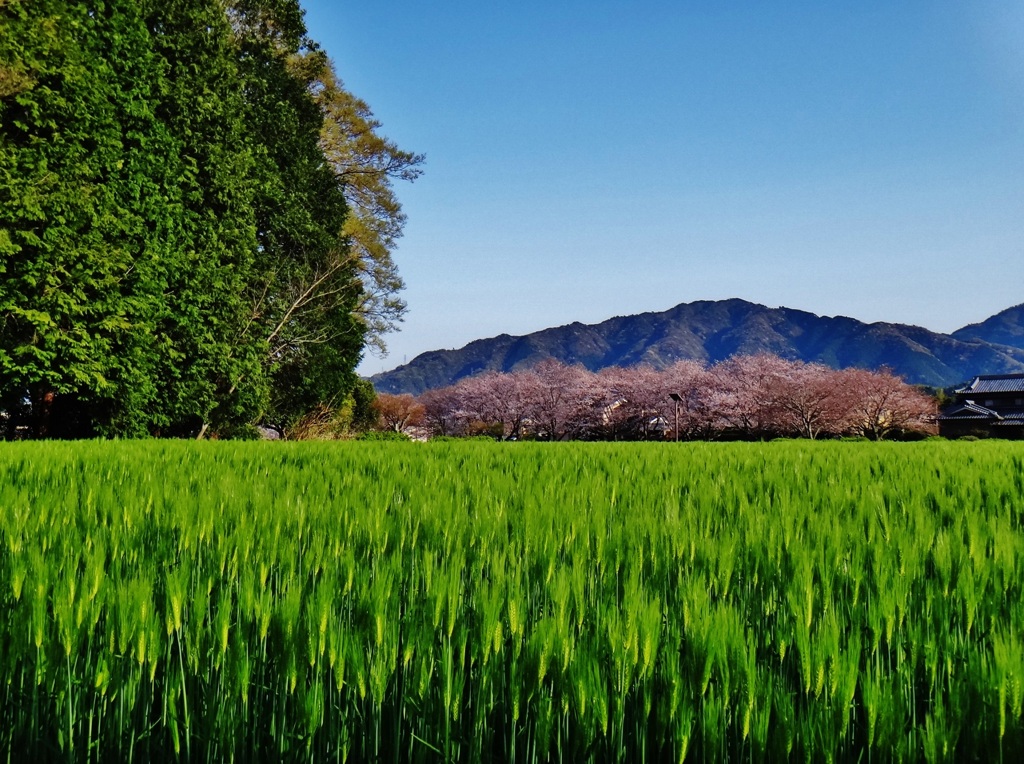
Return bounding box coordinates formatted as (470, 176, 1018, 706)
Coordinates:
(374, 355, 937, 441)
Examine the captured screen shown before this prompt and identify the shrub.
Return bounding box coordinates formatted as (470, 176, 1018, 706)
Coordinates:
(358, 429, 410, 441)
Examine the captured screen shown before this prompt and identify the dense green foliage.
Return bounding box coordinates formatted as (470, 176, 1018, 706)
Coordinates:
(0, 0, 187, 436)
(1, 441, 1024, 761)
(0, 0, 409, 438)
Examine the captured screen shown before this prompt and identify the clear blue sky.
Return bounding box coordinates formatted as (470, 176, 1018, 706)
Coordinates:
(299, 1, 1024, 376)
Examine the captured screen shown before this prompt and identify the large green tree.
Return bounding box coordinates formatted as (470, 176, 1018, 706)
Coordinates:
(142, 0, 268, 438)
(1, 0, 413, 439)
(223, 0, 365, 434)
(0, 0, 182, 437)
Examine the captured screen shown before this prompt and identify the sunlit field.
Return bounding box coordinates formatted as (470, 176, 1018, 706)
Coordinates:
(1, 440, 1023, 762)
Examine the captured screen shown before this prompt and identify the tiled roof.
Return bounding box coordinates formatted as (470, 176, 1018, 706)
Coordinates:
(938, 402, 1001, 420)
(957, 374, 1024, 394)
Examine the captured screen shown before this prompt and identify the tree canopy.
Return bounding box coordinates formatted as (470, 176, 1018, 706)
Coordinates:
(416, 357, 937, 442)
(0, 0, 417, 438)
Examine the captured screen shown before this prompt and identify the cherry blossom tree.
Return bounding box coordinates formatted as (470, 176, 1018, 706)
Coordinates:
(454, 371, 532, 440)
(409, 354, 938, 442)
(419, 385, 466, 437)
(712, 354, 794, 438)
(526, 360, 600, 440)
(662, 360, 718, 440)
(766, 362, 855, 439)
(445, 374, 492, 436)
(597, 365, 678, 440)
(838, 368, 937, 439)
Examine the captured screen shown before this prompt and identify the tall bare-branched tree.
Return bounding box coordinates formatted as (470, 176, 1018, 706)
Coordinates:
(291, 52, 424, 355)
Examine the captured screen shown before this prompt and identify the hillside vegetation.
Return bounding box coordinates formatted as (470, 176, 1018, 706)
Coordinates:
(372, 300, 1024, 394)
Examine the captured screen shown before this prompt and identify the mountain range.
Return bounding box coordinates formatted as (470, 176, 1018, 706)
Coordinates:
(370, 299, 1024, 395)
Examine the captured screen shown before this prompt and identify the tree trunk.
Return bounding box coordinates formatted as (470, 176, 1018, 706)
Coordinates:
(30, 384, 56, 439)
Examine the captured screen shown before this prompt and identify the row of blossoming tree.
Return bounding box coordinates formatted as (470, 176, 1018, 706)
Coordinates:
(377, 355, 938, 441)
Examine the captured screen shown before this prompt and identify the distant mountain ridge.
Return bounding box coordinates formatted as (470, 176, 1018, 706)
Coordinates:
(370, 300, 1024, 395)
(952, 304, 1024, 349)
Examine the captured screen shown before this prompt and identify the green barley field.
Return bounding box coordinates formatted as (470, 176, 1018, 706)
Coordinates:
(2, 440, 1023, 762)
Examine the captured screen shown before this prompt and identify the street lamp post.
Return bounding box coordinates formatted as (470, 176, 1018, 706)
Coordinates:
(669, 392, 682, 442)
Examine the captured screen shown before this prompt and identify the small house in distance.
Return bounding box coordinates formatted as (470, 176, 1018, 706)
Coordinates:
(938, 374, 1024, 439)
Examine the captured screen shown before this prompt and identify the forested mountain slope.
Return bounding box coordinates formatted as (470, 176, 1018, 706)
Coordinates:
(952, 304, 1024, 350)
(372, 299, 1024, 394)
